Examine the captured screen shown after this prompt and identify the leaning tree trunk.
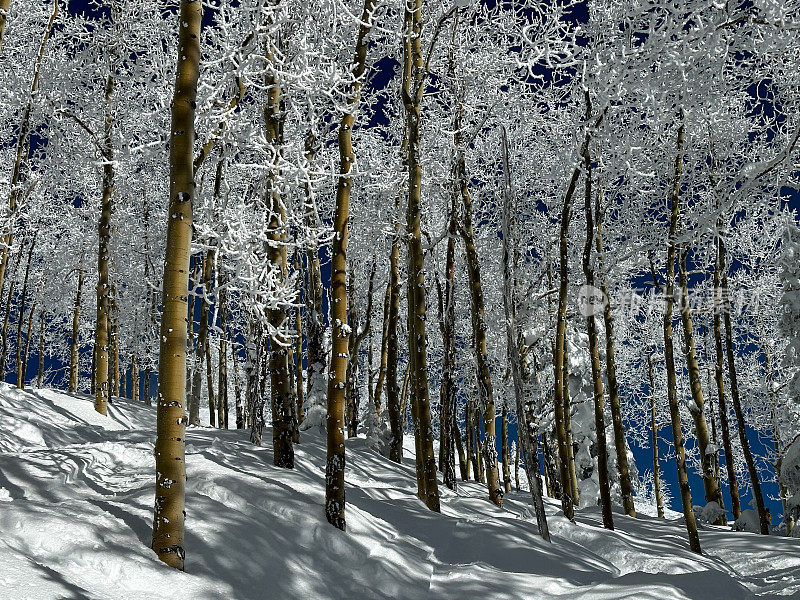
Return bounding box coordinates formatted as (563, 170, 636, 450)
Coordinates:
(456, 113, 502, 508)
(500, 125, 549, 540)
(325, 0, 377, 530)
(719, 238, 769, 534)
(401, 0, 440, 512)
(0, 0, 57, 301)
(580, 138, 614, 530)
(677, 250, 726, 522)
(594, 198, 636, 518)
(660, 109, 701, 553)
(552, 97, 603, 520)
(151, 0, 201, 571)
(713, 235, 741, 519)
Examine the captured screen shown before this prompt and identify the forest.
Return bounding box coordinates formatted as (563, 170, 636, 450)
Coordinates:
(0, 0, 799, 597)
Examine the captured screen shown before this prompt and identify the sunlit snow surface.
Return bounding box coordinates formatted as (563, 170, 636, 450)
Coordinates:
(0, 384, 798, 599)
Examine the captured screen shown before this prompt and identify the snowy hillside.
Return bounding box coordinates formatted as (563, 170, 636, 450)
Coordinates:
(0, 384, 798, 600)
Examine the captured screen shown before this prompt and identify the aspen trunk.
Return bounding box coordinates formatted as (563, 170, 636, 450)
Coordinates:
(294, 254, 304, 430)
(36, 310, 44, 388)
(301, 133, 327, 431)
(15, 235, 34, 389)
(21, 301, 35, 387)
(0, 1, 57, 301)
(594, 201, 636, 517)
(581, 141, 614, 530)
(69, 266, 84, 393)
(373, 274, 390, 418)
(325, 0, 377, 529)
(94, 72, 115, 415)
(438, 207, 457, 490)
(719, 239, 769, 534)
(197, 249, 215, 428)
(400, 0, 439, 512)
(111, 290, 120, 399)
(131, 354, 138, 404)
(386, 209, 403, 463)
(552, 116, 595, 520)
(218, 283, 229, 429)
(661, 110, 701, 553)
(455, 403, 468, 481)
(464, 401, 473, 480)
(678, 250, 726, 522)
(0, 0, 10, 50)
(187, 256, 201, 425)
(262, 30, 295, 469)
(0, 242, 21, 380)
(458, 158, 502, 506)
(151, 0, 201, 570)
(713, 237, 740, 519)
(646, 350, 665, 518)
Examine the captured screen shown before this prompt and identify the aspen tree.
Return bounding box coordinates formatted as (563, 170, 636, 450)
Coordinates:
(151, 0, 202, 571)
(69, 263, 84, 393)
(646, 350, 665, 518)
(0, 0, 10, 50)
(386, 198, 403, 463)
(501, 125, 549, 540)
(677, 250, 726, 522)
(594, 193, 636, 518)
(36, 310, 44, 388)
(325, 0, 377, 530)
(15, 233, 35, 388)
(0, 0, 57, 302)
(719, 238, 769, 534)
(659, 109, 701, 553)
(580, 128, 613, 530)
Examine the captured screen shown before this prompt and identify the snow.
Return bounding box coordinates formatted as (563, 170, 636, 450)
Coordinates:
(0, 384, 799, 599)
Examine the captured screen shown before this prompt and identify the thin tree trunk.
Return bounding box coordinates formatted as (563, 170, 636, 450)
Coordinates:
(581, 136, 614, 530)
(719, 239, 769, 534)
(151, 0, 201, 570)
(218, 284, 229, 429)
(15, 234, 34, 388)
(0, 0, 57, 300)
(69, 265, 84, 393)
(36, 310, 44, 388)
(660, 109, 701, 553)
(677, 249, 726, 522)
(594, 195, 636, 517)
(187, 256, 201, 425)
(438, 206, 457, 490)
(197, 249, 215, 427)
(131, 354, 138, 404)
(294, 251, 304, 431)
(646, 350, 665, 518)
(21, 301, 35, 388)
(713, 237, 740, 518)
(386, 204, 403, 463)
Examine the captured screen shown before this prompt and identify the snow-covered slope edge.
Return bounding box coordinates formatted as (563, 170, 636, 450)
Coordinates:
(0, 384, 797, 599)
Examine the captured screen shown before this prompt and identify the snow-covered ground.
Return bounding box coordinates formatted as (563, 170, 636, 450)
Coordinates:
(0, 384, 798, 599)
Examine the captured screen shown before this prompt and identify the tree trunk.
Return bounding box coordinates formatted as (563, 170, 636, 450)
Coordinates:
(0, 0, 57, 301)
(677, 250, 726, 522)
(713, 237, 740, 519)
(325, 0, 377, 530)
(581, 138, 614, 530)
(0, 0, 11, 51)
(594, 197, 636, 517)
(660, 109, 701, 553)
(719, 239, 769, 534)
(197, 249, 215, 428)
(15, 234, 34, 388)
(646, 351, 665, 518)
(401, 0, 439, 512)
(131, 354, 138, 404)
(386, 205, 403, 463)
(94, 73, 115, 415)
(294, 251, 304, 431)
(69, 266, 84, 393)
(21, 301, 35, 388)
(438, 207, 457, 490)
(151, 0, 201, 570)
(218, 284, 229, 429)
(36, 310, 44, 388)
